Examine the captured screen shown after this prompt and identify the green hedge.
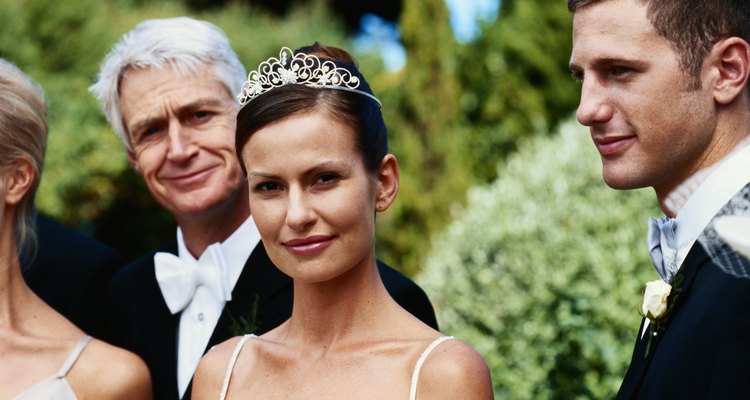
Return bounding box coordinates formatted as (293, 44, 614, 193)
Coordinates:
(419, 119, 661, 398)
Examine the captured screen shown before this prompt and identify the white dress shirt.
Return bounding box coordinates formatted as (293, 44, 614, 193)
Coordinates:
(174, 216, 261, 398)
(668, 139, 750, 270)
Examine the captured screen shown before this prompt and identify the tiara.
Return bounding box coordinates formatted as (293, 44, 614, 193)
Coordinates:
(237, 47, 381, 108)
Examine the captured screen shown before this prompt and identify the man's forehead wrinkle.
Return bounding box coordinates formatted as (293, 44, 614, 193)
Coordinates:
(132, 96, 215, 126)
(131, 103, 169, 131)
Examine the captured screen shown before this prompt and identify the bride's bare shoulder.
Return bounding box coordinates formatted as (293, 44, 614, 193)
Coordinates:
(414, 338, 493, 400)
(192, 335, 256, 399)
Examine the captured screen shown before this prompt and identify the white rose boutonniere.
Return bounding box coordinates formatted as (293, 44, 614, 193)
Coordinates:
(642, 279, 672, 321)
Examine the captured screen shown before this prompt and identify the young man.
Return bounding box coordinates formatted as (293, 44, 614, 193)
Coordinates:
(569, 0, 750, 398)
(90, 17, 438, 400)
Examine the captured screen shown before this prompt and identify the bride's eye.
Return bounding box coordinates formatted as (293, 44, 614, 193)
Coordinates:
(255, 181, 281, 192)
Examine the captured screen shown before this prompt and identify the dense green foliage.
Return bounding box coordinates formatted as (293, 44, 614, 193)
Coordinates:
(1, 0, 129, 222)
(378, 0, 581, 276)
(419, 119, 661, 397)
(456, 0, 581, 182)
(375, 0, 474, 276)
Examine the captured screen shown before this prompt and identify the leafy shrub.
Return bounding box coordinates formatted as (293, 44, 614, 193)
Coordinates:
(419, 119, 661, 398)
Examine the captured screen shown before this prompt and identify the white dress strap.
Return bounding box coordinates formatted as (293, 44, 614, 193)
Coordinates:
(219, 334, 256, 400)
(56, 335, 92, 378)
(409, 336, 455, 400)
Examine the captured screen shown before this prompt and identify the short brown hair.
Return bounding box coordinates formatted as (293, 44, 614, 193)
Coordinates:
(569, 0, 750, 86)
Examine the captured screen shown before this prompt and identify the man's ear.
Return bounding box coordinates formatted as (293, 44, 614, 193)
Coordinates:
(710, 37, 750, 105)
(374, 154, 399, 213)
(127, 149, 141, 173)
(4, 158, 35, 206)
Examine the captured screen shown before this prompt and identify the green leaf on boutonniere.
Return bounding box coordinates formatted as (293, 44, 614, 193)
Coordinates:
(227, 295, 262, 336)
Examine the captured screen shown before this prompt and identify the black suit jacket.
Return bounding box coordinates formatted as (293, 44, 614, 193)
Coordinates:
(105, 241, 437, 400)
(22, 214, 125, 338)
(617, 188, 750, 399)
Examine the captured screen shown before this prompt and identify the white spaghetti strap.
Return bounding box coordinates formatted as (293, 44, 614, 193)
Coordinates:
(219, 334, 256, 400)
(408, 336, 455, 400)
(56, 335, 92, 378)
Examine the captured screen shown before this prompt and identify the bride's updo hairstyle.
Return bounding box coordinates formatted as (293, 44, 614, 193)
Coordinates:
(235, 43, 387, 175)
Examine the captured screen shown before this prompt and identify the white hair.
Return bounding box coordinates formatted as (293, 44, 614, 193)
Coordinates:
(89, 17, 247, 150)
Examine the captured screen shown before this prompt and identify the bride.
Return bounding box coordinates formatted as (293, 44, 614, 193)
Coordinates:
(192, 43, 492, 399)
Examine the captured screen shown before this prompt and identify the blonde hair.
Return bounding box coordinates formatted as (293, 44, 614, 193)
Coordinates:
(0, 58, 48, 254)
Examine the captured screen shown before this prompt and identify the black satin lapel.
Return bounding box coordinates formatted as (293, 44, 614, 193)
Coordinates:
(206, 244, 293, 350)
(660, 243, 711, 327)
(151, 241, 181, 379)
(127, 244, 182, 400)
(617, 316, 653, 399)
(152, 306, 180, 399)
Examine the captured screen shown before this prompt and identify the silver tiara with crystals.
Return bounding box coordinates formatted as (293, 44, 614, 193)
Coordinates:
(237, 47, 382, 108)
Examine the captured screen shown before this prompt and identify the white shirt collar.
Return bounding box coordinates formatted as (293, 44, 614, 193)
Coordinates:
(670, 139, 750, 265)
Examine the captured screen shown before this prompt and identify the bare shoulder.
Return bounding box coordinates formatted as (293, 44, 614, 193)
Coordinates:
(192, 335, 251, 400)
(415, 338, 493, 400)
(72, 339, 152, 399)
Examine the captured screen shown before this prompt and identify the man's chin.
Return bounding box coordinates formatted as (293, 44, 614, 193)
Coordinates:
(169, 192, 246, 219)
(150, 180, 245, 216)
(156, 195, 219, 218)
(601, 173, 648, 191)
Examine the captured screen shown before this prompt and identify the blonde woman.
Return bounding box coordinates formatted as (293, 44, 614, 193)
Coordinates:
(0, 58, 152, 399)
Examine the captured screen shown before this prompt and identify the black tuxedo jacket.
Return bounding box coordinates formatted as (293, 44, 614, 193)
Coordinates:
(617, 189, 750, 399)
(104, 241, 437, 400)
(22, 214, 125, 338)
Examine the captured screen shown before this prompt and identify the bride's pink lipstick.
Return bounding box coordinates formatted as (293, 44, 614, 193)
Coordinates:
(282, 235, 334, 256)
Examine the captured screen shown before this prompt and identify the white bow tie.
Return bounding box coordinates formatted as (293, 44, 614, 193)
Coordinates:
(154, 243, 232, 314)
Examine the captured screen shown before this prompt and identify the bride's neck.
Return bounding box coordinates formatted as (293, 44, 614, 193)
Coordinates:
(285, 263, 392, 345)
